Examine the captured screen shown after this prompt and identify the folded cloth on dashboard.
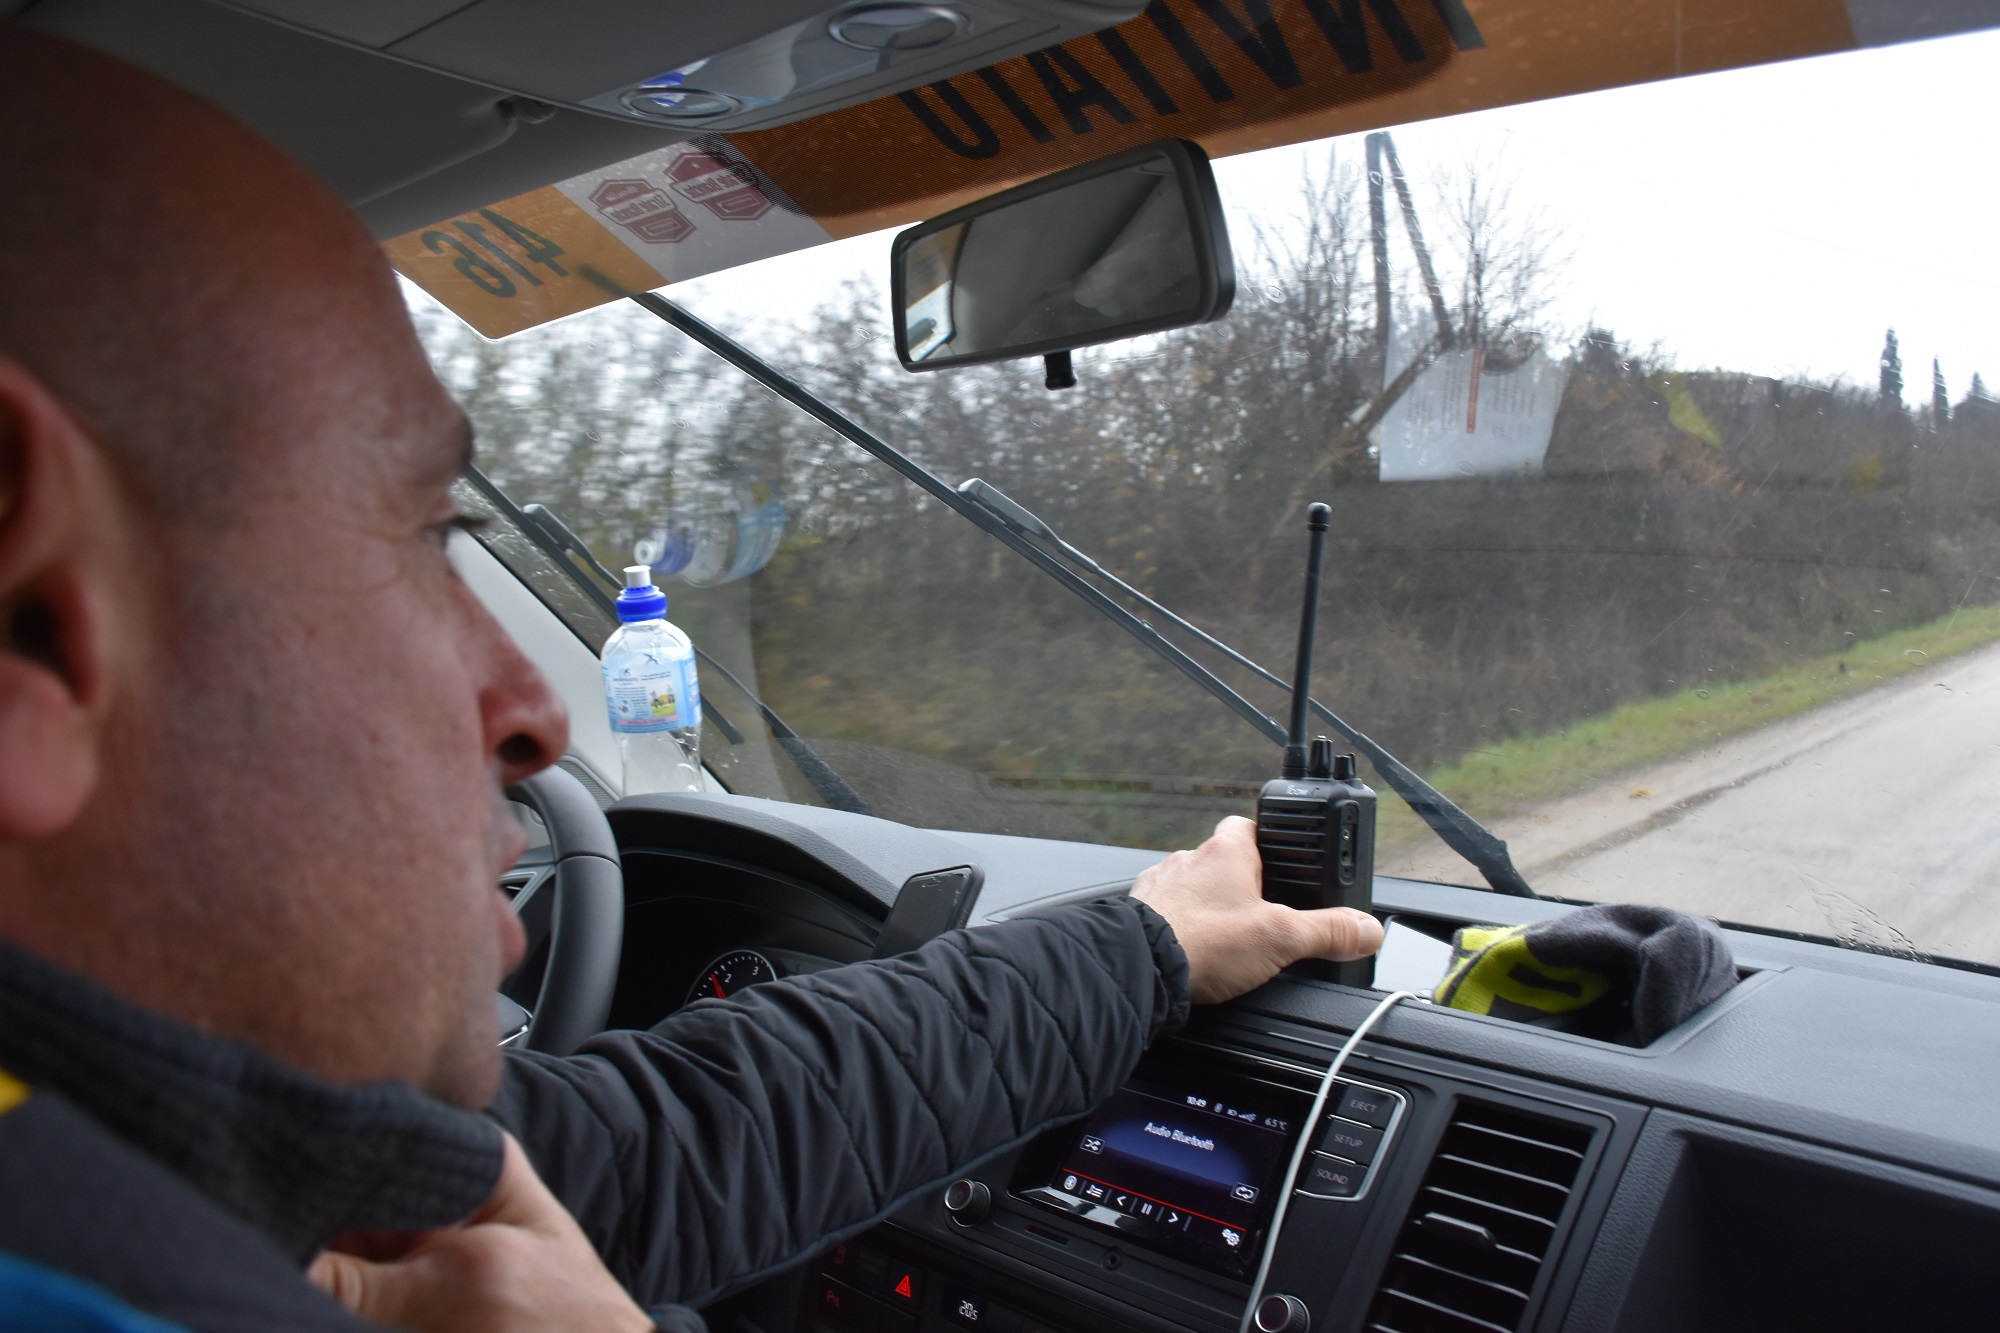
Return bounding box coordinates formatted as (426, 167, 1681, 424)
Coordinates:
(1432, 903, 1735, 1047)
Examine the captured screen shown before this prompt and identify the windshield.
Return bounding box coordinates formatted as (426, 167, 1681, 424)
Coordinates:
(416, 31, 2000, 969)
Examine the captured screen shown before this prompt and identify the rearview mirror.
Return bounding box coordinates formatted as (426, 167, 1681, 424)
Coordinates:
(890, 139, 1235, 385)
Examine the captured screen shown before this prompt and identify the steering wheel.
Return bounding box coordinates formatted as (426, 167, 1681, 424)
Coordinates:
(501, 766, 625, 1056)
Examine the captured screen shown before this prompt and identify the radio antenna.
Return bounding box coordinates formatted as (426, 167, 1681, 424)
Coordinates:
(1283, 503, 1331, 779)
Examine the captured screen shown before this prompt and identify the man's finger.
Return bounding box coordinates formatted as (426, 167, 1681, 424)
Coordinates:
(308, 1250, 395, 1322)
(309, 1247, 476, 1330)
(1296, 906, 1386, 962)
(1212, 814, 1258, 848)
(1209, 817, 1260, 870)
(467, 1132, 568, 1233)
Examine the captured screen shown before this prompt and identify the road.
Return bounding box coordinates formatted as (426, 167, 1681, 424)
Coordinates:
(1393, 639, 2000, 966)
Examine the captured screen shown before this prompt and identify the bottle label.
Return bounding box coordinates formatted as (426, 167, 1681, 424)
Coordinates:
(603, 653, 701, 734)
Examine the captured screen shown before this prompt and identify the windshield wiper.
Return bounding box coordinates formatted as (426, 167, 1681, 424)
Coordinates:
(460, 467, 873, 817)
(613, 284, 1532, 897)
(960, 480, 1533, 897)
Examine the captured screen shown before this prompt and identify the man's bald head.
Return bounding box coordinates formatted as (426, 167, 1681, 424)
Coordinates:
(0, 25, 564, 1105)
(0, 23, 435, 515)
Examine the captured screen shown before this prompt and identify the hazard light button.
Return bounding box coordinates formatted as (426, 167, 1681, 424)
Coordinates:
(884, 1267, 924, 1306)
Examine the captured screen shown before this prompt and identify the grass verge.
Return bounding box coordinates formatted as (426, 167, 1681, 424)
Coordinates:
(1381, 601, 2000, 846)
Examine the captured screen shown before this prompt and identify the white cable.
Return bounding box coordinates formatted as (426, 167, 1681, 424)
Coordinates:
(1237, 989, 1421, 1333)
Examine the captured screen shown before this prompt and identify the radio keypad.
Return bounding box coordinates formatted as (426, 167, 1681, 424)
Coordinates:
(1295, 1081, 1404, 1201)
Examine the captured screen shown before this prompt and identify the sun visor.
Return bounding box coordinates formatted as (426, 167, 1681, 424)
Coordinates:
(389, 0, 1978, 338)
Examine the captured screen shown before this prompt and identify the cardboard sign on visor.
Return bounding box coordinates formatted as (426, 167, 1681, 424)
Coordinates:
(390, 0, 1867, 338)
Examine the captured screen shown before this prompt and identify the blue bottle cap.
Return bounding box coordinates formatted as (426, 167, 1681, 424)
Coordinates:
(616, 565, 668, 622)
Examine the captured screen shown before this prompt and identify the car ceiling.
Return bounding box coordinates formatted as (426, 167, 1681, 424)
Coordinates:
(12, 0, 1144, 238)
(14, 0, 656, 236)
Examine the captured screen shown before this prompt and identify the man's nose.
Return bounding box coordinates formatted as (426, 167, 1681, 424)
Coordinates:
(477, 615, 570, 787)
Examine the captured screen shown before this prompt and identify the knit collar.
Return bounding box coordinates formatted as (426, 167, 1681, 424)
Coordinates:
(0, 939, 503, 1263)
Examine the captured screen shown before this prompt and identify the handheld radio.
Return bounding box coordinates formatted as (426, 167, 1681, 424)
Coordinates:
(1255, 502, 1378, 988)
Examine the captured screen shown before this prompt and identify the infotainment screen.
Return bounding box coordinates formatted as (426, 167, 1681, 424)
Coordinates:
(1011, 1063, 1311, 1281)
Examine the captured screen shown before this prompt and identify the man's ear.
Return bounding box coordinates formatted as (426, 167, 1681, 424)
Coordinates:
(0, 356, 122, 838)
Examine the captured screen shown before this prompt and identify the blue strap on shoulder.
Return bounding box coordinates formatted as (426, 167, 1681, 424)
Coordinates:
(0, 1252, 191, 1332)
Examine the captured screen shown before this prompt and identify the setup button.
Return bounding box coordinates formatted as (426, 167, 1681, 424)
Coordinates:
(1317, 1119, 1384, 1164)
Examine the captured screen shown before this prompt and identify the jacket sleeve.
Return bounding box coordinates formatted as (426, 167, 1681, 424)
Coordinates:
(487, 895, 1189, 1311)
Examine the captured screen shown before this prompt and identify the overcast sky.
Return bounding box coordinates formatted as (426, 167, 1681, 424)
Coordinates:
(649, 27, 2000, 398)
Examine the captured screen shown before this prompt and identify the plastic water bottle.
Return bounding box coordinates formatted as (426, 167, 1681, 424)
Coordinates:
(601, 565, 702, 794)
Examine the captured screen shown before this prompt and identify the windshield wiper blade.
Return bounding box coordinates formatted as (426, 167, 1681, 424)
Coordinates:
(461, 467, 873, 816)
(620, 289, 1294, 736)
(614, 285, 1532, 897)
(959, 480, 1534, 898)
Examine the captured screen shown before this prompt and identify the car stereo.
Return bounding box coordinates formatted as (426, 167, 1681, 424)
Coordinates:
(1010, 1061, 1312, 1281)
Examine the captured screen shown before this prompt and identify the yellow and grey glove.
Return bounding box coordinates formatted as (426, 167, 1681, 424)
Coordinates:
(1432, 904, 1734, 1046)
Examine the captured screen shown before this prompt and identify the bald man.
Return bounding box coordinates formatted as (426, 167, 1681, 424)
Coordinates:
(0, 22, 1383, 1333)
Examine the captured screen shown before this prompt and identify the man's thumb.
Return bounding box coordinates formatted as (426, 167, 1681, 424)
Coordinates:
(1302, 906, 1384, 962)
(309, 1249, 419, 1324)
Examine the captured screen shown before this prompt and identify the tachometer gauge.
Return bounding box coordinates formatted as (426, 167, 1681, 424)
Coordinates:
(687, 949, 779, 1005)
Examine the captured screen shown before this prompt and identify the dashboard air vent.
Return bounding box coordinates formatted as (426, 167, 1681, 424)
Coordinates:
(1363, 1100, 1592, 1333)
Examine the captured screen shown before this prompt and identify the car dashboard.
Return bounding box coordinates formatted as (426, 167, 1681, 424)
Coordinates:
(597, 791, 2000, 1333)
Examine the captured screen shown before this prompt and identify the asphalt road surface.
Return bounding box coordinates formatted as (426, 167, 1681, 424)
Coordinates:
(1393, 639, 2000, 967)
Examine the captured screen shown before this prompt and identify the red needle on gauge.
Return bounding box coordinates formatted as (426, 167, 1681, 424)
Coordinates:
(711, 976, 727, 999)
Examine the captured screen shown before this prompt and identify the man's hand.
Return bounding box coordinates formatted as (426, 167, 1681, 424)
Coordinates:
(1132, 816, 1383, 1004)
(308, 1133, 654, 1333)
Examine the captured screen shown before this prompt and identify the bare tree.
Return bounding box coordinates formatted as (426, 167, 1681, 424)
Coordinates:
(1437, 157, 1566, 372)
(1270, 149, 1567, 543)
